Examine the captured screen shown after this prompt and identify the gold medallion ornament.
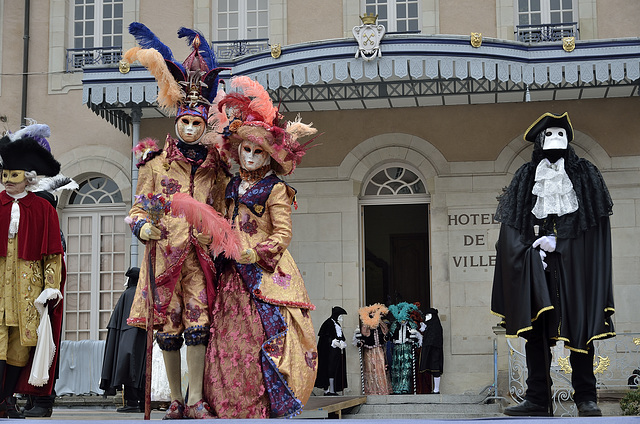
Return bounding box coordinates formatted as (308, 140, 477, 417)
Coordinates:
(270, 44, 282, 59)
(558, 356, 572, 374)
(119, 59, 130, 74)
(593, 356, 610, 375)
(471, 32, 482, 48)
(563, 37, 576, 52)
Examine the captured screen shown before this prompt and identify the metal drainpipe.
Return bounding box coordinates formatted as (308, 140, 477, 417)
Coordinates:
(130, 106, 142, 268)
(20, 0, 30, 126)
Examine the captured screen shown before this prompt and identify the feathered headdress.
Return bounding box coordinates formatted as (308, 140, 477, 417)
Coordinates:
(211, 76, 318, 175)
(359, 303, 388, 329)
(124, 22, 227, 120)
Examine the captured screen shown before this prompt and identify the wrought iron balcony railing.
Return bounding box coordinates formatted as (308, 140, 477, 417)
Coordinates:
(66, 47, 122, 72)
(516, 22, 579, 43)
(210, 38, 269, 61)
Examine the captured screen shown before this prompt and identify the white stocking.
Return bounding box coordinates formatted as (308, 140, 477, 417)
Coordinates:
(186, 344, 206, 405)
(433, 377, 441, 393)
(328, 378, 335, 393)
(162, 349, 184, 403)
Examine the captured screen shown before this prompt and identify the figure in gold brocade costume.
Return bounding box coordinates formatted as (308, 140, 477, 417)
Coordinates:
(203, 76, 318, 418)
(0, 125, 64, 418)
(122, 23, 228, 419)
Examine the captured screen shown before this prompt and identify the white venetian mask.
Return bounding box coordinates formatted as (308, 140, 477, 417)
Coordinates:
(239, 140, 269, 171)
(542, 127, 568, 150)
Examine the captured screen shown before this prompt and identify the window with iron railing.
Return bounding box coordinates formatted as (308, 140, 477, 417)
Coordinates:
(515, 0, 578, 42)
(68, 0, 123, 71)
(363, 0, 419, 33)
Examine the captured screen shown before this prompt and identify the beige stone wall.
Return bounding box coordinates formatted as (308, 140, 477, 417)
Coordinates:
(294, 98, 640, 169)
(287, 0, 343, 44)
(439, 0, 497, 38)
(597, 0, 640, 39)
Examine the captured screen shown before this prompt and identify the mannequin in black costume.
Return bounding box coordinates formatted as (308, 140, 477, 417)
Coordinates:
(491, 112, 614, 417)
(315, 306, 347, 395)
(417, 308, 443, 394)
(100, 268, 147, 413)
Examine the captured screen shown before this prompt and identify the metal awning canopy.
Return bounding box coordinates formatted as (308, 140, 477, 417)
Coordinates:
(82, 34, 640, 133)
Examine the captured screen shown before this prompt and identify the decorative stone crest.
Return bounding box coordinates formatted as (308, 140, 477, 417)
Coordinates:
(470, 32, 482, 48)
(353, 13, 385, 61)
(563, 36, 576, 52)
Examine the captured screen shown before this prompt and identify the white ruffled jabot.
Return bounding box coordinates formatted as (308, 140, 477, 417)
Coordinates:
(531, 157, 579, 219)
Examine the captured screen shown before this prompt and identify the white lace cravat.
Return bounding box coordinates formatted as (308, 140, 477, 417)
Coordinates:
(531, 157, 578, 219)
(7, 191, 28, 238)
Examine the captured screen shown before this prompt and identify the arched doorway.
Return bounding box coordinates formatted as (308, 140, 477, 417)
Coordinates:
(360, 164, 431, 308)
(61, 176, 128, 341)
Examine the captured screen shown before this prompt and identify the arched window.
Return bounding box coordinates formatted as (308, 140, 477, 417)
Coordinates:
(69, 176, 124, 204)
(62, 176, 128, 341)
(364, 166, 426, 196)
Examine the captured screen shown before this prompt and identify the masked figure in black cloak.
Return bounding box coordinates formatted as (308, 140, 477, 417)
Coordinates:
(417, 307, 443, 394)
(100, 267, 147, 413)
(315, 306, 347, 395)
(491, 112, 614, 417)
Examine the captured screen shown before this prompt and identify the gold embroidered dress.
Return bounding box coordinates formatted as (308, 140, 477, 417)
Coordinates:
(204, 174, 317, 418)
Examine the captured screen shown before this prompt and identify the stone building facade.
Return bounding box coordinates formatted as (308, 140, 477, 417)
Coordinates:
(1, 0, 639, 395)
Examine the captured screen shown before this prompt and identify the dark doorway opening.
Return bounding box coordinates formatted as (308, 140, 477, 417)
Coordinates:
(363, 203, 430, 308)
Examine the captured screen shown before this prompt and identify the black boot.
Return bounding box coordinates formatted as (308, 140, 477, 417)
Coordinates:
(1, 365, 25, 418)
(1, 396, 25, 419)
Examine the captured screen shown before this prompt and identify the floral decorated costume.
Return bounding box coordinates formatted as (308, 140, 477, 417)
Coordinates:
(122, 22, 228, 419)
(354, 304, 391, 395)
(203, 76, 318, 418)
(127, 136, 227, 338)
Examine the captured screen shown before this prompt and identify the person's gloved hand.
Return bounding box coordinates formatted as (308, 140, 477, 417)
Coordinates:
(533, 235, 556, 252)
(331, 339, 341, 349)
(354, 329, 362, 339)
(237, 248, 258, 264)
(140, 222, 161, 241)
(408, 328, 419, 339)
(539, 249, 548, 270)
(339, 340, 347, 350)
(193, 229, 212, 246)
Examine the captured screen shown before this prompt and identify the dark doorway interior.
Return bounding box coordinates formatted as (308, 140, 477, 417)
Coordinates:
(363, 203, 430, 308)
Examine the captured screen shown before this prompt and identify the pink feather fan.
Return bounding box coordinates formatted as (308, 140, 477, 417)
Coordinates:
(171, 192, 241, 260)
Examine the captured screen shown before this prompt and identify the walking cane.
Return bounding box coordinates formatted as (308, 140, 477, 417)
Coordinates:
(144, 241, 157, 420)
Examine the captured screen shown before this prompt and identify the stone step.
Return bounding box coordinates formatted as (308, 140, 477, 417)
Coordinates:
(363, 393, 488, 404)
(344, 411, 505, 420)
(355, 402, 502, 414)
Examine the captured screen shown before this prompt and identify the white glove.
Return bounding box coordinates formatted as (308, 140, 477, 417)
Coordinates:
(339, 340, 347, 350)
(140, 222, 161, 241)
(539, 249, 548, 270)
(532, 235, 556, 252)
(331, 339, 341, 349)
(408, 328, 419, 338)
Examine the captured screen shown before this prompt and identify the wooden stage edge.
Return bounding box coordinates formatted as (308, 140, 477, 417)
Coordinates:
(297, 395, 368, 419)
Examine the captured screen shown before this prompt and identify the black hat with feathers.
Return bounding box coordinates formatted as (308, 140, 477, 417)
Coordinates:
(0, 136, 61, 177)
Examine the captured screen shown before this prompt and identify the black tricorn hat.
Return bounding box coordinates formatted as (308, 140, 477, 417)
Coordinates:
(0, 136, 61, 176)
(524, 112, 574, 143)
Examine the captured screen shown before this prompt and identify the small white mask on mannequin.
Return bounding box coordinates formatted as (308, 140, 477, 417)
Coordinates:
(424, 313, 432, 322)
(239, 140, 269, 171)
(542, 127, 568, 150)
(337, 315, 344, 325)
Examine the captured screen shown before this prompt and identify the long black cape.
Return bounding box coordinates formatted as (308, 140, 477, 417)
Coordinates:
(491, 145, 615, 352)
(314, 318, 347, 391)
(99, 282, 147, 393)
